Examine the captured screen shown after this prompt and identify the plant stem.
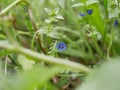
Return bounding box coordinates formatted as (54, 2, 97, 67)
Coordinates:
(0, 0, 21, 16)
(0, 0, 46, 54)
(107, 36, 112, 60)
(27, 6, 46, 54)
(0, 41, 91, 74)
(4, 55, 8, 75)
(94, 40, 104, 58)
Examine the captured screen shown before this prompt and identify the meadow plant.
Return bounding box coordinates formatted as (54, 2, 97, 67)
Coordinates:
(0, 0, 120, 90)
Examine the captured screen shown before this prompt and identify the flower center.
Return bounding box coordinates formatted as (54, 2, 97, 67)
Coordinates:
(59, 45, 64, 49)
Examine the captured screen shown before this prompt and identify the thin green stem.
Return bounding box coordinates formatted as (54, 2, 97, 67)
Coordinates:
(0, 0, 46, 54)
(117, 0, 120, 18)
(16, 31, 32, 37)
(94, 40, 104, 58)
(103, 0, 108, 43)
(4, 55, 8, 75)
(0, 0, 21, 16)
(0, 0, 30, 16)
(117, 0, 120, 9)
(0, 41, 92, 74)
(83, 3, 96, 61)
(107, 36, 112, 60)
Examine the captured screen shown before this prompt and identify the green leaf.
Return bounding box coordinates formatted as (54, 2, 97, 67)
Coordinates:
(0, 34, 6, 40)
(16, 66, 63, 90)
(47, 32, 62, 39)
(86, 0, 99, 6)
(18, 55, 35, 71)
(0, 49, 9, 56)
(72, 3, 84, 7)
(54, 8, 59, 15)
(45, 19, 52, 24)
(0, 65, 63, 90)
(60, 48, 86, 58)
(87, 31, 102, 40)
(44, 8, 51, 15)
(112, 40, 120, 55)
(55, 15, 64, 20)
(87, 4, 105, 36)
(76, 59, 120, 90)
(109, 9, 120, 18)
(103, 0, 108, 18)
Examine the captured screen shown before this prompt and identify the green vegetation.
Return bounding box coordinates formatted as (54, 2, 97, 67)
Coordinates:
(0, 0, 120, 90)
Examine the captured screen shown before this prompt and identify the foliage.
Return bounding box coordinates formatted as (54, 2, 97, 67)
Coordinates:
(76, 59, 120, 90)
(0, 0, 120, 90)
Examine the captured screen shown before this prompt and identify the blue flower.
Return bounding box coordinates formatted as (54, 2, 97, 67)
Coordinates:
(80, 13, 85, 17)
(87, 9, 93, 15)
(114, 20, 119, 26)
(56, 42, 66, 51)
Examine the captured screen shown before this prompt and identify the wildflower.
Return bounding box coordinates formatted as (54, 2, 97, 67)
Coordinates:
(87, 9, 93, 15)
(114, 20, 119, 26)
(56, 42, 66, 51)
(80, 13, 85, 17)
